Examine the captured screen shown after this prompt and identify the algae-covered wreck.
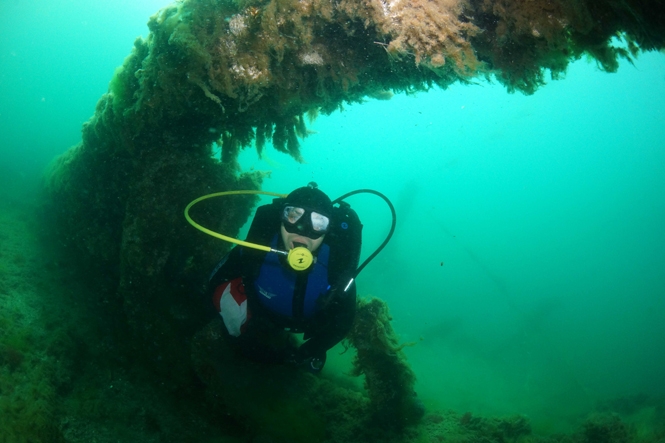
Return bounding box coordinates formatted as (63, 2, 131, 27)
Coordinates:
(33, 0, 664, 440)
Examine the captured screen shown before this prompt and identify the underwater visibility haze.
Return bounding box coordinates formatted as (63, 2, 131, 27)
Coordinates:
(1, 0, 665, 441)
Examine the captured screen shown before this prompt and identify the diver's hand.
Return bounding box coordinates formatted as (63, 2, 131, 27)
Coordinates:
(306, 354, 326, 373)
(285, 347, 327, 373)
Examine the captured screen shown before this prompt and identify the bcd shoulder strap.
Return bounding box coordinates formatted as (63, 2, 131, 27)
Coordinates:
(326, 201, 363, 283)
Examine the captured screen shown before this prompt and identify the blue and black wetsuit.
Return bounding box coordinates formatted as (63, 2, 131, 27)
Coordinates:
(208, 198, 361, 363)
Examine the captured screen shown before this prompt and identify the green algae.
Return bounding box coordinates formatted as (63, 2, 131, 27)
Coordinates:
(347, 297, 423, 430)
(0, 208, 64, 443)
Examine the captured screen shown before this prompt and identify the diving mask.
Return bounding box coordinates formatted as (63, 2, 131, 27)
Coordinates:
(282, 206, 330, 239)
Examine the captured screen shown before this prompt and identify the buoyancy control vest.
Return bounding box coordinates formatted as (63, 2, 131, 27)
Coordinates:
(254, 235, 330, 320)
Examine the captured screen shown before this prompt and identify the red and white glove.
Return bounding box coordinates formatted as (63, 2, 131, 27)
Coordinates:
(212, 277, 250, 337)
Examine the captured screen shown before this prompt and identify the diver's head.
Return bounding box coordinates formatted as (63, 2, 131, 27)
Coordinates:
(281, 182, 332, 251)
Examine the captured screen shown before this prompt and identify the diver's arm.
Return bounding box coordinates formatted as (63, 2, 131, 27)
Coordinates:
(298, 282, 357, 359)
(209, 247, 245, 287)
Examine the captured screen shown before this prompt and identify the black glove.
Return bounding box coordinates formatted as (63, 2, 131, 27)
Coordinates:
(285, 346, 327, 373)
(306, 353, 326, 373)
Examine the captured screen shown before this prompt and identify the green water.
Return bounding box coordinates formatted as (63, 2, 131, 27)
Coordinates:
(240, 54, 665, 428)
(1, 0, 664, 438)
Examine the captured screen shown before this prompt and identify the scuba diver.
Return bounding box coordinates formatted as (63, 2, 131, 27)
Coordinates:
(205, 182, 363, 372)
(186, 183, 422, 436)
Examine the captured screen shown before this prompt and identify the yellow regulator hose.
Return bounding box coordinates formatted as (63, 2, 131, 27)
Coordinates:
(184, 190, 287, 253)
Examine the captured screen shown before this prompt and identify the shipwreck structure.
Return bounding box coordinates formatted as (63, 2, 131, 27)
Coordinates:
(42, 0, 664, 439)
